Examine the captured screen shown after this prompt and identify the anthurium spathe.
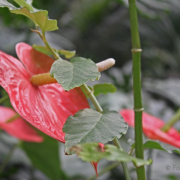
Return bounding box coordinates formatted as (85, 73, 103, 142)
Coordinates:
(120, 109, 180, 148)
(0, 43, 89, 143)
(0, 106, 43, 142)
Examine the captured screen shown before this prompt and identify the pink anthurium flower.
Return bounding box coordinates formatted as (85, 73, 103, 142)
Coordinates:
(120, 109, 180, 148)
(0, 106, 43, 142)
(0, 43, 99, 174)
(0, 42, 89, 143)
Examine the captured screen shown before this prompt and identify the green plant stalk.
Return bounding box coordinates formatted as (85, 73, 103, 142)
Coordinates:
(86, 162, 121, 180)
(147, 149, 153, 180)
(29, 32, 69, 179)
(38, 25, 130, 179)
(113, 138, 131, 180)
(81, 84, 131, 180)
(128, 0, 146, 179)
(161, 108, 180, 132)
(0, 144, 17, 175)
(0, 95, 9, 104)
(128, 147, 134, 155)
(41, 32, 60, 60)
(6, 113, 20, 123)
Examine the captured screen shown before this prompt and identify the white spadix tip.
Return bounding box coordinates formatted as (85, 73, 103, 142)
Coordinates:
(96, 58, 115, 72)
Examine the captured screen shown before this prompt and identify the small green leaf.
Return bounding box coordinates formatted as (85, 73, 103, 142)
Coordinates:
(58, 50, 76, 59)
(21, 133, 64, 180)
(33, 45, 52, 56)
(71, 143, 152, 167)
(63, 108, 128, 153)
(14, 0, 34, 11)
(50, 57, 101, 91)
(143, 141, 168, 151)
(93, 83, 117, 96)
(0, 0, 58, 32)
(33, 45, 76, 59)
(132, 140, 180, 153)
(144, 141, 180, 153)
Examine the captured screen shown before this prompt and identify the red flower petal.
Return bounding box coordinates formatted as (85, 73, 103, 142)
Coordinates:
(16, 43, 55, 76)
(0, 106, 43, 142)
(120, 109, 180, 148)
(0, 50, 89, 143)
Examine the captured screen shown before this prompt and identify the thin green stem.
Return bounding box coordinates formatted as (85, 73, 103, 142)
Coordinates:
(161, 108, 180, 132)
(81, 84, 103, 113)
(113, 138, 131, 180)
(0, 95, 9, 104)
(128, 147, 134, 155)
(86, 162, 121, 180)
(0, 144, 17, 175)
(128, 0, 146, 179)
(41, 32, 61, 60)
(81, 84, 131, 180)
(6, 113, 20, 123)
(113, 138, 123, 150)
(147, 149, 153, 180)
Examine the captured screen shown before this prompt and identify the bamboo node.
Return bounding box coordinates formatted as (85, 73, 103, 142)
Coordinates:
(131, 48, 142, 53)
(134, 108, 144, 112)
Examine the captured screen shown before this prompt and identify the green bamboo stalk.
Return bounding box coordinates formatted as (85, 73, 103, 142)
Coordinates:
(81, 84, 131, 180)
(161, 108, 180, 132)
(128, 0, 146, 179)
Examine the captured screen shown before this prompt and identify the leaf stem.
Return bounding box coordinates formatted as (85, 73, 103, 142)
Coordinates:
(147, 149, 153, 180)
(0, 144, 17, 175)
(128, 0, 146, 179)
(81, 84, 103, 113)
(31, 29, 59, 60)
(41, 32, 60, 60)
(113, 138, 131, 180)
(161, 108, 180, 132)
(6, 113, 20, 123)
(81, 84, 131, 180)
(86, 162, 121, 180)
(0, 95, 9, 104)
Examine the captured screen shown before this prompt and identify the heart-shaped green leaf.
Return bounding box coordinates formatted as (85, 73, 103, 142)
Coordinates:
(71, 143, 152, 167)
(0, 0, 58, 32)
(63, 108, 128, 153)
(50, 57, 100, 91)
